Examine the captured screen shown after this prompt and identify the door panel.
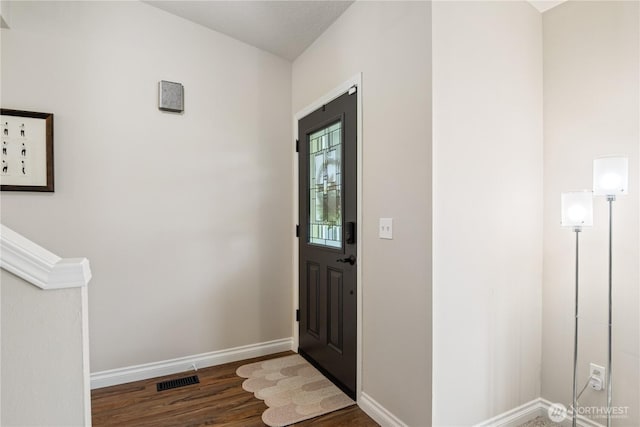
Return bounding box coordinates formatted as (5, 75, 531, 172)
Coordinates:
(306, 262, 321, 338)
(327, 267, 344, 354)
(298, 90, 357, 400)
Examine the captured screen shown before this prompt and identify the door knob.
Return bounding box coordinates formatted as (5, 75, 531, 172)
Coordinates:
(337, 255, 356, 265)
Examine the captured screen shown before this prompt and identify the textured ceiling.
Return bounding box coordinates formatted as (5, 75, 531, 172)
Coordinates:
(145, 1, 354, 61)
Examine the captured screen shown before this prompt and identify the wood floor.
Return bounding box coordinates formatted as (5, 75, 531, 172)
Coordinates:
(91, 351, 378, 427)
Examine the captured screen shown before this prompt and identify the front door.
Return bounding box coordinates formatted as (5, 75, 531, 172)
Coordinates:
(298, 90, 357, 400)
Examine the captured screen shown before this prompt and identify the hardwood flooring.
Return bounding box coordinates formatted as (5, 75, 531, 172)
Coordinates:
(91, 351, 378, 427)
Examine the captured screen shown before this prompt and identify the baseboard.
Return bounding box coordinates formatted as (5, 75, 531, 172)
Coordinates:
(538, 398, 606, 427)
(358, 392, 408, 427)
(90, 337, 293, 389)
(474, 398, 607, 427)
(474, 399, 543, 427)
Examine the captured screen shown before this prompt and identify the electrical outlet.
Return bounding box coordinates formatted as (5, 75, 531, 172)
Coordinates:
(589, 363, 605, 391)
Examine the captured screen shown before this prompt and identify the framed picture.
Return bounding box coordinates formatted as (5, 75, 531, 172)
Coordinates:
(1, 109, 54, 192)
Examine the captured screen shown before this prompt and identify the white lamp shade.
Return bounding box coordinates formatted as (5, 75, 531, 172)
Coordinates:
(561, 191, 593, 228)
(593, 156, 628, 196)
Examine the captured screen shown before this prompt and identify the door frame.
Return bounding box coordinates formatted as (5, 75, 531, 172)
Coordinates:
(292, 73, 363, 402)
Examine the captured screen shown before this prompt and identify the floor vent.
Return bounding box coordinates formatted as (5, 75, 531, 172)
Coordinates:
(156, 375, 200, 392)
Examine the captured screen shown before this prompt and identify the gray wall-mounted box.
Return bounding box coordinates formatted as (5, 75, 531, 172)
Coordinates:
(158, 80, 184, 113)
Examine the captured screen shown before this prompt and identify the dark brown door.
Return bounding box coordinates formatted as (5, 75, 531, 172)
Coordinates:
(298, 90, 357, 400)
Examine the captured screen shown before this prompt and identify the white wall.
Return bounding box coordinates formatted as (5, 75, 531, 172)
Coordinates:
(1, 270, 88, 426)
(542, 2, 639, 425)
(293, 2, 432, 425)
(0, 1, 292, 373)
(432, 1, 543, 425)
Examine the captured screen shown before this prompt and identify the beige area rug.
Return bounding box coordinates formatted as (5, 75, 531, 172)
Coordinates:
(236, 354, 355, 426)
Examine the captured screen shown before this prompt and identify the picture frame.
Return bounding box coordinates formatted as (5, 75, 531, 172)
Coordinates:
(1, 109, 54, 192)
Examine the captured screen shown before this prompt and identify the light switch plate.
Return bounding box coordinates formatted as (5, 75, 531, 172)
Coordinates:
(379, 218, 393, 239)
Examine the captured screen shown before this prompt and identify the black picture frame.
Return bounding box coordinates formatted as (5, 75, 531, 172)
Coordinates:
(1, 109, 54, 192)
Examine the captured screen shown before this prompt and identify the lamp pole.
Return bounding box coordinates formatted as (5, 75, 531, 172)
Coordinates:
(561, 190, 593, 426)
(592, 156, 627, 427)
(572, 226, 581, 427)
(606, 195, 614, 427)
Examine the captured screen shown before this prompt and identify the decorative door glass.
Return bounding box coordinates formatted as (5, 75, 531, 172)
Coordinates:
(308, 121, 342, 248)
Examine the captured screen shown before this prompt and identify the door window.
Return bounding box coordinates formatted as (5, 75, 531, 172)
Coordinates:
(308, 121, 342, 249)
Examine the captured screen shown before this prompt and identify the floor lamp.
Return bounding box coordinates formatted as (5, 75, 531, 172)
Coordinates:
(593, 156, 629, 427)
(561, 191, 594, 427)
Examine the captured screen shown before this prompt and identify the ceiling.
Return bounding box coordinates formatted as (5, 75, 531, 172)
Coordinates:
(146, 1, 567, 62)
(528, 0, 567, 13)
(145, 1, 354, 61)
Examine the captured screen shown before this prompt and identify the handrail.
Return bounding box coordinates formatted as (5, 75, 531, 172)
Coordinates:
(0, 224, 91, 289)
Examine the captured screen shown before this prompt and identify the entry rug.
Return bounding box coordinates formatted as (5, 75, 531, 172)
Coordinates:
(236, 354, 355, 426)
